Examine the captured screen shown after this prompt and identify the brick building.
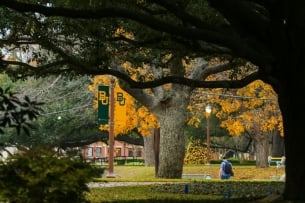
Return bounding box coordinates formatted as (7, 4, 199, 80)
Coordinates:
(81, 141, 144, 162)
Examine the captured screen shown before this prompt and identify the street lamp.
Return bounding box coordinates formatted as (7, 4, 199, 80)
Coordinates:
(205, 104, 212, 165)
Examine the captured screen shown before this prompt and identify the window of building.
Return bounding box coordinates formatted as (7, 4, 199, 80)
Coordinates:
(115, 148, 121, 157)
(87, 147, 93, 157)
(96, 147, 101, 157)
(136, 149, 142, 157)
(128, 149, 133, 157)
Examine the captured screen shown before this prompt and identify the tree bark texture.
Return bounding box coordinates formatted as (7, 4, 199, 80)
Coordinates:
(278, 76, 305, 201)
(277, 63, 305, 201)
(272, 1, 305, 200)
(253, 133, 270, 168)
(156, 93, 189, 178)
(143, 131, 155, 166)
(271, 131, 285, 157)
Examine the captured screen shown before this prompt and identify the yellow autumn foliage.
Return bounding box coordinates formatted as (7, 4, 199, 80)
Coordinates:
(187, 117, 201, 128)
(137, 106, 159, 136)
(188, 79, 283, 137)
(184, 139, 209, 165)
(89, 75, 159, 136)
(217, 80, 283, 136)
(114, 27, 134, 40)
(220, 119, 245, 136)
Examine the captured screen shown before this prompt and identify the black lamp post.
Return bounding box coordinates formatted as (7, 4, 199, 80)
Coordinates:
(205, 104, 212, 165)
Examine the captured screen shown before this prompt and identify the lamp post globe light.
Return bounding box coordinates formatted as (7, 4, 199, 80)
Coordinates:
(205, 104, 212, 114)
(205, 104, 212, 165)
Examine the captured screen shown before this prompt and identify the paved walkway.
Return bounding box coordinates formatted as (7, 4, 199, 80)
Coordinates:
(88, 181, 167, 188)
(88, 173, 214, 188)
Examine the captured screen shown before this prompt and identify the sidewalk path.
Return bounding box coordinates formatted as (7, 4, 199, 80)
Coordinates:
(88, 181, 168, 188)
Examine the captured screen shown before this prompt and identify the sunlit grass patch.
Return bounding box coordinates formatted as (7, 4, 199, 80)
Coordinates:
(88, 185, 225, 202)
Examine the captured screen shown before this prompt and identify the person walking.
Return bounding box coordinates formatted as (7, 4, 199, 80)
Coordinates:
(219, 155, 234, 180)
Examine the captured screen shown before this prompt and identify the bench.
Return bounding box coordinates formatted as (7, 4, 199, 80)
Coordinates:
(182, 174, 212, 179)
(268, 156, 285, 169)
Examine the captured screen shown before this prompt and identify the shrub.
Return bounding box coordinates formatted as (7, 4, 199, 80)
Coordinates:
(152, 181, 284, 199)
(184, 139, 207, 165)
(0, 146, 100, 203)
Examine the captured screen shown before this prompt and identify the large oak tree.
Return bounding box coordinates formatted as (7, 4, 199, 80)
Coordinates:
(1, 0, 304, 201)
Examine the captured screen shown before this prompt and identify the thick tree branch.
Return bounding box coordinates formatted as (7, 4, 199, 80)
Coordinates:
(2, 57, 260, 89)
(0, 0, 272, 67)
(207, 0, 270, 39)
(2, 59, 67, 72)
(60, 131, 144, 149)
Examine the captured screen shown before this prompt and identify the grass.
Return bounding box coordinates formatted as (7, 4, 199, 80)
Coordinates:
(88, 185, 233, 203)
(86, 164, 285, 202)
(95, 164, 285, 181)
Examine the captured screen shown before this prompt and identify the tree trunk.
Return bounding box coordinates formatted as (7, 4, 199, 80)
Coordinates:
(271, 131, 285, 157)
(143, 132, 155, 166)
(277, 69, 305, 200)
(156, 98, 188, 178)
(253, 134, 270, 168)
(153, 128, 160, 176)
(278, 82, 305, 200)
(271, 1, 305, 200)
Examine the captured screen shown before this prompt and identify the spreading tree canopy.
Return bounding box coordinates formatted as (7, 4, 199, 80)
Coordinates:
(1, 0, 305, 201)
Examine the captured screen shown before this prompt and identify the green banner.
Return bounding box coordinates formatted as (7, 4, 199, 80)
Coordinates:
(98, 85, 109, 125)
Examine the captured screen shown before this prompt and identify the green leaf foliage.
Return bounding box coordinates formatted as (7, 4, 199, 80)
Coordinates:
(0, 146, 101, 203)
(0, 85, 43, 136)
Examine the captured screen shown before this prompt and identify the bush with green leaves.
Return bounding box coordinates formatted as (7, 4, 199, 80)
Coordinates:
(0, 146, 101, 203)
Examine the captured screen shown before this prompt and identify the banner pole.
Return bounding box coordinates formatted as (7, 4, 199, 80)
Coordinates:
(107, 77, 116, 178)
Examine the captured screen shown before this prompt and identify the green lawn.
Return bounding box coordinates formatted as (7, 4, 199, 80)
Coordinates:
(87, 165, 285, 203)
(88, 185, 240, 203)
(95, 164, 285, 181)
